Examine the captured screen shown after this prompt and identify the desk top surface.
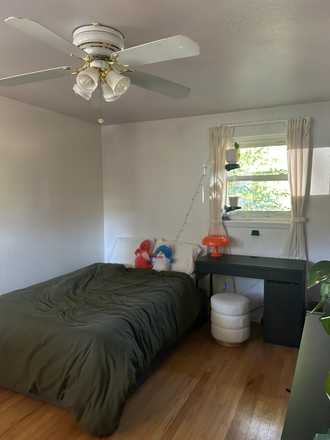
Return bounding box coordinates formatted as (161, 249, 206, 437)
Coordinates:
(196, 254, 306, 271)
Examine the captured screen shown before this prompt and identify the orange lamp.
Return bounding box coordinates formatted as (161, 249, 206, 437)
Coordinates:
(202, 235, 231, 257)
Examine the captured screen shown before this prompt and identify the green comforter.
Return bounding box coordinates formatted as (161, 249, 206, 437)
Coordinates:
(0, 263, 200, 436)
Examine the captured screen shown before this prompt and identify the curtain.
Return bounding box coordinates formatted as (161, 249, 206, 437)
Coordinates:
(208, 125, 234, 294)
(209, 125, 234, 237)
(280, 118, 310, 259)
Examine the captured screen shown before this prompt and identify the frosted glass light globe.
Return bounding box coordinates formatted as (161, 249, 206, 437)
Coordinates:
(76, 67, 99, 92)
(106, 70, 130, 96)
(73, 83, 91, 100)
(101, 83, 121, 102)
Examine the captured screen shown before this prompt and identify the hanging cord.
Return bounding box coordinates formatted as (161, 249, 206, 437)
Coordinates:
(98, 83, 104, 124)
(175, 157, 209, 242)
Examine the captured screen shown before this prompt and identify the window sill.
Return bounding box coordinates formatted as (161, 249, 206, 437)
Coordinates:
(223, 220, 290, 229)
(226, 210, 291, 223)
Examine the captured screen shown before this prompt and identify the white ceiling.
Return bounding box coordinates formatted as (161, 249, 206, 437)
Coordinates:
(0, 0, 329, 126)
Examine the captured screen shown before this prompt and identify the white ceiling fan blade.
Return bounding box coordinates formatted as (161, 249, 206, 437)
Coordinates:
(91, 84, 109, 108)
(5, 17, 87, 59)
(0, 67, 72, 87)
(126, 70, 190, 99)
(113, 35, 199, 68)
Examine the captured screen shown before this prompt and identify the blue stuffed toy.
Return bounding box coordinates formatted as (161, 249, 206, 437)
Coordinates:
(150, 244, 173, 271)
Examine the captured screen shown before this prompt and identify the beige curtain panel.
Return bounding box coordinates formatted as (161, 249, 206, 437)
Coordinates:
(209, 125, 234, 237)
(281, 118, 311, 259)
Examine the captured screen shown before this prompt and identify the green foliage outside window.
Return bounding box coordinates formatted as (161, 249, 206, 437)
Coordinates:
(227, 145, 291, 211)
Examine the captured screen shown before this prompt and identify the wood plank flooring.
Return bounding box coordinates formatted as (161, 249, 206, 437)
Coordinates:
(0, 323, 298, 440)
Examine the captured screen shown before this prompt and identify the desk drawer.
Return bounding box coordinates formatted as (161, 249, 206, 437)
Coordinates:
(265, 281, 302, 347)
(198, 263, 264, 279)
(267, 270, 301, 284)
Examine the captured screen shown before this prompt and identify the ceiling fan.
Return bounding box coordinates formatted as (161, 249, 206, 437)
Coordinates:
(0, 18, 200, 122)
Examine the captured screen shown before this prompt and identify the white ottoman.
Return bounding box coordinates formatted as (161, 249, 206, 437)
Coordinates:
(211, 293, 250, 347)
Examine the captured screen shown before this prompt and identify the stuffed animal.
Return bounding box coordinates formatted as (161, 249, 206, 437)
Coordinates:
(134, 239, 153, 269)
(150, 244, 173, 272)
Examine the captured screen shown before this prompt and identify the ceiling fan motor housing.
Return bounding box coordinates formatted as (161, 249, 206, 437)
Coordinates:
(73, 24, 125, 58)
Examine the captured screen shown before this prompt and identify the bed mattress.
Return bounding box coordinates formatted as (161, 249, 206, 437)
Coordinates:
(0, 263, 200, 436)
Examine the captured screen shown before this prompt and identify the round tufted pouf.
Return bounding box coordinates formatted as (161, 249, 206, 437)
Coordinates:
(210, 293, 250, 347)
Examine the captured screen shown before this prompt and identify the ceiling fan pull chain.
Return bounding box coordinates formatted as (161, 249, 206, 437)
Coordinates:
(98, 83, 104, 124)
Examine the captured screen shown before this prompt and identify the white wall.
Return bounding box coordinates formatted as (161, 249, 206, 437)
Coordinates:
(0, 96, 104, 295)
(102, 101, 330, 310)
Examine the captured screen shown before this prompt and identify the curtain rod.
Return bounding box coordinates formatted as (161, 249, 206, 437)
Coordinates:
(225, 119, 287, 127)
(218, 117, 311, 128)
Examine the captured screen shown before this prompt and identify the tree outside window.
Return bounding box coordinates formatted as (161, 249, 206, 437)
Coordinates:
(227, 145, 291, 211)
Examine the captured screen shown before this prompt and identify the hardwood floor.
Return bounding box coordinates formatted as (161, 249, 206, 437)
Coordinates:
(0, 323, 298, 440)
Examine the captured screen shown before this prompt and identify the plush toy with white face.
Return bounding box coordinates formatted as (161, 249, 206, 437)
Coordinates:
(150, 245, 173, 272)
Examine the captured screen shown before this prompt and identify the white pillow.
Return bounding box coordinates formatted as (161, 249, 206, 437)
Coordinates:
(153, 239, 201, 274)
(109, 237, 156, 266)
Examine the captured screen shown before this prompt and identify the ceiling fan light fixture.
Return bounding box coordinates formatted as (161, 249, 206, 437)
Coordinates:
(106, 70, 130, 96)
(101, 83, 121, 102)
(1, 18, 200, 114)
(73, 83, 91, 100)
(76, 67, 99, 93)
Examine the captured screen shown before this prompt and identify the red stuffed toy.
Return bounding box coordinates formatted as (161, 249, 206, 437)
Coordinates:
(134, 239, 153, 269)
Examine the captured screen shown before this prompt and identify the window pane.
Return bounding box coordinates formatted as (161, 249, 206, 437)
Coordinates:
(310, 147, 330, 195)
(227, 144, 290, 211)
(231, 145, 288, 177)
(228, 180, 291, 211)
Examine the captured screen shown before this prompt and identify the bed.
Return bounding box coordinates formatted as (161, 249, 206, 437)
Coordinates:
(0, 238, 201, 437)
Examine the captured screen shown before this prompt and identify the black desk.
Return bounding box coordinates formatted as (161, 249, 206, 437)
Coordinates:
(281, 313, 330, 439)
(195, 254, 306, 347)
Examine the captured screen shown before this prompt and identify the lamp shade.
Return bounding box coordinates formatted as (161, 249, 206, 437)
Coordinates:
(202, 235, 230, 257)
(76, 67, 99, 93)
(101, 83, 121, 102)
(73, 83, 91, 100)
(106, 70, 130, 96)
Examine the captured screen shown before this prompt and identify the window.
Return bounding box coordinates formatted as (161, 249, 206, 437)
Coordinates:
(226, 134, 291, 220)
(310, 147, 330, 196)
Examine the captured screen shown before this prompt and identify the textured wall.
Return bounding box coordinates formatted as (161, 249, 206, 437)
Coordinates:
(102, 101, 330, 310)
(0, 96, 104, 295)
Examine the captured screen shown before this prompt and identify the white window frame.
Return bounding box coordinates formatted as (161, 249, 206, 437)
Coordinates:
(228, 173, 288, 182)
(226, 133, 291, 223)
